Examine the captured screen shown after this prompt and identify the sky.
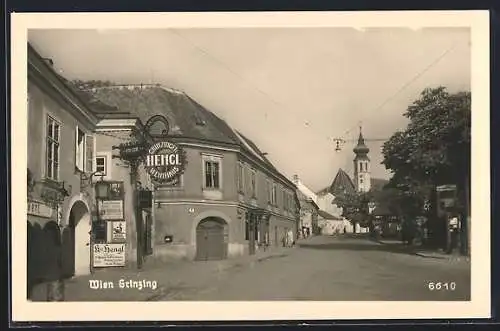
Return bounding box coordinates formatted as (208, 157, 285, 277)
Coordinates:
(28, 27, 471, 192)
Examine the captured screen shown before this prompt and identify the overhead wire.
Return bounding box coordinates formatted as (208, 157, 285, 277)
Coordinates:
(169, 28, 467, 150)
(335, 38, 467, 142)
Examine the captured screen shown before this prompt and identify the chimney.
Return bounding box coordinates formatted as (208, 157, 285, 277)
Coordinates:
(43, 58, 54, 67)
(292, 174, 299, 184)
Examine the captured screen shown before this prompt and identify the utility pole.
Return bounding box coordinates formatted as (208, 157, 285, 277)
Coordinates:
(130, 160, 143, 270)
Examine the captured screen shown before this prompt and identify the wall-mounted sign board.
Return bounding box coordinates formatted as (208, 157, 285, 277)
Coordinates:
(27, 200, 54, 219)
(98, 200, 124, 220)
(111, 220, 126, 242)
(93, 243, 126, 267)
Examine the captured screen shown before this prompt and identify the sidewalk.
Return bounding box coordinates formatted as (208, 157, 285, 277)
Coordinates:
(374, 237, 470, 262)
(30, 245, 295, 302)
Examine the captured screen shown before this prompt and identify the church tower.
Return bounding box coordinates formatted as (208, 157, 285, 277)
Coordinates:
(353, 127, 371, 193)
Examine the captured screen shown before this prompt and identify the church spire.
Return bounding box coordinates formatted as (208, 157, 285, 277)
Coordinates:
(353, 125, 369, 155)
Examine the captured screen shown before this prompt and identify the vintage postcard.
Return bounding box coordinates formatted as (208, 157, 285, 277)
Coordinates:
(11, 10, 490, 322)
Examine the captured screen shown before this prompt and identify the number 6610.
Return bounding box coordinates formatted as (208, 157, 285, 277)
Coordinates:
(428, 282, 456, 291)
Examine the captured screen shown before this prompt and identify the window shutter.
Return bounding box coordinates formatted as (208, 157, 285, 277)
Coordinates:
(85, 134, 94, 172)
(75, 125, 79, 170)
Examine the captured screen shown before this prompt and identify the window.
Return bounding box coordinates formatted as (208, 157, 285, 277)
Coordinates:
(75, 126, 95, 173)
(96, 156, 107, 175)
(284, 191, 291, 211)
(237, 163, 244, 192)
(86, 135, 94, 172)
(202, 154, 222, 190)
(204, 161, 220, 189)
(272, 183, 277, 206)
(266, 180, 272, 203)
(45, 115, 60, 180)
(250, 169, 256, 197)
(76, 127, 85, 171)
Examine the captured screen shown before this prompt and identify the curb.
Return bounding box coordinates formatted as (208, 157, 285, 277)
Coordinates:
(374, 239, 470, 262)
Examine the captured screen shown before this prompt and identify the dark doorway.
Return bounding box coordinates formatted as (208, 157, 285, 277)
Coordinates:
(195, 217, 228, 261)
(61, 211, 76, 278)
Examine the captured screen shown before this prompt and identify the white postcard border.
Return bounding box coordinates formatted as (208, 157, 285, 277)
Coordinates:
(11, 10, 490, 321)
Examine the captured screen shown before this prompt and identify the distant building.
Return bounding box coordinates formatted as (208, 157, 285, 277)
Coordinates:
(292, 175, 321, 236)
(316, 128, 388, 233)
(316, 192, 352, 235)
(296, 190, 319, 238)
(318, 128, 389, 197)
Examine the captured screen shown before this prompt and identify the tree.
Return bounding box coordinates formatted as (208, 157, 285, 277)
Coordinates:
(382, 86, 470, 190)
(334, 191, 371, 230)
(381, 86, 471, 247)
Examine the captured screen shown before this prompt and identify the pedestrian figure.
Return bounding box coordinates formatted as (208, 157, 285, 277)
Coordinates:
(287, 229, 294, 247)
(447, 214, 460, 254)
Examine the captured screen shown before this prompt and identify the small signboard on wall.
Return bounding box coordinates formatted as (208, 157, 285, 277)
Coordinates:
(27, 200, 54, 219)
(111, 220, 126, 242)
(98, 200, 124, 220)
(93, 243, 126, 267)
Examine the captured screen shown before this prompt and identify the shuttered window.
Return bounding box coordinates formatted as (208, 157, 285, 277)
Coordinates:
(46, 115, 60, 180)
(85, 135, 94, 172)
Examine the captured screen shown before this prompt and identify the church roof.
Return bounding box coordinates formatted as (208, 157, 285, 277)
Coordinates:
(317, 171, 390, 196)
(329, 168, 357, 196)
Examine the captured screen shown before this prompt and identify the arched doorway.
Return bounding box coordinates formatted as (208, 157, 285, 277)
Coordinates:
(67, 201, 91, 276)
(195, 217, 228, 261)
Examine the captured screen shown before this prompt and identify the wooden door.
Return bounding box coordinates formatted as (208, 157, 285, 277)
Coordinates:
(196, 218, 226, 261)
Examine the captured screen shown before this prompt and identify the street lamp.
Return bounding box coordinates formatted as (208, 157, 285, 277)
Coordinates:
(95, 181, 110, 200)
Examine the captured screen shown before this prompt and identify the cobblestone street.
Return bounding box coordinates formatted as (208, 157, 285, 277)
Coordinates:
(157, 235, 470, 301)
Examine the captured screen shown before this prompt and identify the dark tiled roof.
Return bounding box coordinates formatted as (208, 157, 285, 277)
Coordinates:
(79, 85, 240, 145)
(371, 178, 390, 191)
(235, 130, 279, 172)
(316, 186, 331, 195)
(318, 210, 341, 220)
(330, 168, 357, 195)
(296, 190, 319, 209)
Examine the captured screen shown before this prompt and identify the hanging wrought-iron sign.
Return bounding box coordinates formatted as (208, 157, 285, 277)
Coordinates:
(113, 140, 148, 161)
(144, 141, 186, 186)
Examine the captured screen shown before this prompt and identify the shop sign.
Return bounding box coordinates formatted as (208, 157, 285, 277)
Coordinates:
(115, 140, 148, 161)
(93, 243, 126, 267)
(144, 141, 186, 185)
(98, 200, 124, 220)
(111, 220, 126, 242)
(27, 200, 54, 219)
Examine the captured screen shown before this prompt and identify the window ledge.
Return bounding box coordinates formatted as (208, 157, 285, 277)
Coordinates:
(202, 189, 223, 200)
(157, 186, 184, 191)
